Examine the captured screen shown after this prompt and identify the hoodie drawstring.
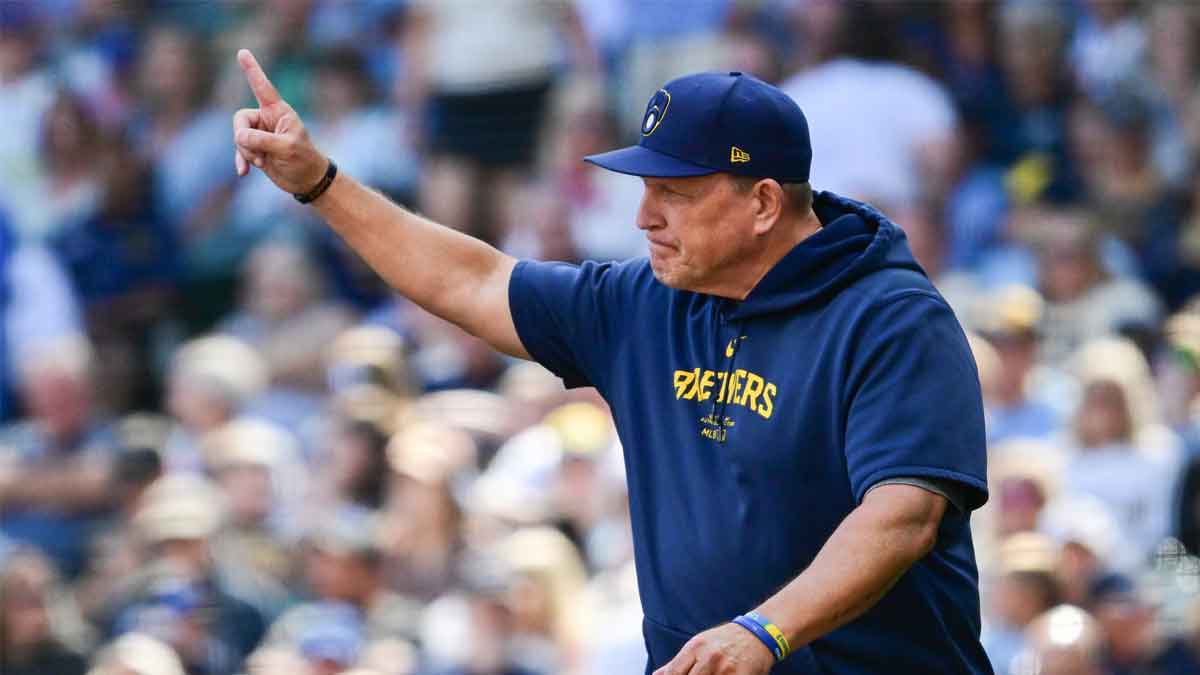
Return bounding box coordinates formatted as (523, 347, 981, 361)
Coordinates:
(708, 303, 745, 444)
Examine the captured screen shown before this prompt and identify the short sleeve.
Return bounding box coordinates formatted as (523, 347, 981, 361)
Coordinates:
(508, 259, 628, 390)
(844, 292, 988, 511)
(867, 476, 970, 513)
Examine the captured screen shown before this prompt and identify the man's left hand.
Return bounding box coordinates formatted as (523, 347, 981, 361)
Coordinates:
(653, 622, 778, 675)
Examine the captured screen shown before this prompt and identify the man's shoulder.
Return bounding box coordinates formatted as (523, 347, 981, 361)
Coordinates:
(581, 255, 655, 283)
(835, 263, 949, 316)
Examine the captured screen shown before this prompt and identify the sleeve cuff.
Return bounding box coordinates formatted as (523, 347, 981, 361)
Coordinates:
(866, 476, 969, 513)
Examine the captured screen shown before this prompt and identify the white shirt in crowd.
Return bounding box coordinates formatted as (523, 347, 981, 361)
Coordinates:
(781, 58, 957, 210)
(1061, 442, 1176, 570)
(413, 0, 568, 93)
(6, 244, 82, 370)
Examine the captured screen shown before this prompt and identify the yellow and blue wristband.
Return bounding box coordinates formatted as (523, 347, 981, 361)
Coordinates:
(732, 611, 791, 662)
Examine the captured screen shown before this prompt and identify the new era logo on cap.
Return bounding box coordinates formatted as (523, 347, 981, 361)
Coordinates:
(584, 72, 811, 183)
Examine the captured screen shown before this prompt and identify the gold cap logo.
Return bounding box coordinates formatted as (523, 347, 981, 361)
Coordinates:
(730, 146, 751, 163)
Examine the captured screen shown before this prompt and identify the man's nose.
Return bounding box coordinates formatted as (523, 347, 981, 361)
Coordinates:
(636, 191, 661, 231)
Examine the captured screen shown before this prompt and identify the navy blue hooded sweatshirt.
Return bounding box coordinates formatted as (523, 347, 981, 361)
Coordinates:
(509, 191, 992, 674)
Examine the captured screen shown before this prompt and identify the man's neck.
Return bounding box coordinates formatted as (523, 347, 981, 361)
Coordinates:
(727, 210, 823, 300)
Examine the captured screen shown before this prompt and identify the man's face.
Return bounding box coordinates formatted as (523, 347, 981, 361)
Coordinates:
(637, 174, 758, 292)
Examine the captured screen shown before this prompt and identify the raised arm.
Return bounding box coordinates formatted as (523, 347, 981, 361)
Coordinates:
(231, 49, 529, 358)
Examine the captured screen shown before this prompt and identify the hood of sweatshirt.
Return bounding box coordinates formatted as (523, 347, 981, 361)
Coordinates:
(726, 190, 925, 320)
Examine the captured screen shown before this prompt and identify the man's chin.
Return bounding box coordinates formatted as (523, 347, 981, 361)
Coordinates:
(649, 263, 686, 290)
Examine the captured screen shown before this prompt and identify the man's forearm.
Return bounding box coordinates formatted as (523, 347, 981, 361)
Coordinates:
(754, 484, 946, 648)
(311, 171, 526, 357)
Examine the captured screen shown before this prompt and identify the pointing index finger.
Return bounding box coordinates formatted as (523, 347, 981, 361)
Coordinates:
(237, 49, 281, 106)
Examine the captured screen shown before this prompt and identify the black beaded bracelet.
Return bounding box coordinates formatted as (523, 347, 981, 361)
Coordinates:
(293, 158, 338, 204)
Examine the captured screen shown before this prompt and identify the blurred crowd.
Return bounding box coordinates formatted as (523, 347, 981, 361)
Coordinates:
(3, 1, 1200, 674)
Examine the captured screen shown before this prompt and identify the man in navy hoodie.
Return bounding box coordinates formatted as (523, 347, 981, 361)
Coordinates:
(233, 50, 992, 675)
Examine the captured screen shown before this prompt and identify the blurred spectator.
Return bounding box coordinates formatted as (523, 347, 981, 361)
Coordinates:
(51, 135, 179, 413)
(542, 402, 617, 563)
(1141, 2, 1195, 191)
(206, 420, 291, 535)
(781, 1, 960, 210)
(203, 418, 307, 608)
(51, 0, 140, 131)
(1148, 3, 1200, 116)
(605, 0, 731, 134)
(108, 473, 265, 675)
(422, 553, 543, 675)
(405, 308, 508, 392)
(940, 0, 1005, 132)
(268, 509, 421, 650)
(240, 645, 313, 675)
(469, 423, 566, 539)
(982, 533, 1061, 675)
(323, 324, 412, 437)
(406, 0, 593, 243)
(992, 1, 1080, 203)
(0, 335, 116, 578)
(1170, 310, 1200, 555)
(221, 240, 356, 431)
(1063, 337, 1181, 569)
(1070, 84, 1197, 308)
(495, 363, 569, 432)
(356, 637, 420, 675)
(981, 443, 1062, 558)
(214, 0, 320, 116)
(1158, 311, 1200, 435)
(319, 417, 392, 514)
(530, 79, 644, 263)
(1013, 604, 1105, 675)
(284, 601, 366, 675)
(0, 202, 83, 421)
(74, 416, 167, 626)
(974, 285, 1062, 443)
(1039, 496, 1123, 609)
(133, 25, 234, 236)
(86, 632, 186, 675)
(162, 334, 267, 472)
(302, 46, 419, 311)
(1033, 210, 1162, 366)
(382, 423, 476, 602)
(0, 3, 57, 239)
(493, 527, 587, 673)
(403, 389, 519, 459)
(1153, 593, 1200, 674)
(1086, 573, 1164, 674)
(29, 91, 104, 240)
(1070, 0, 1146, 99)
(311, 46, 417, 203)
(722, 26, 783, 85)
(0, 547, 88, 675)
(574, 558, 645, 675)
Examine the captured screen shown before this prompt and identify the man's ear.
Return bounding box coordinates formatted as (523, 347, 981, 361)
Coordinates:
(750, 179, 785, 235)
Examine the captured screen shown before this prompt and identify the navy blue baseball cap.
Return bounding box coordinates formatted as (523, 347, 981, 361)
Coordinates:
(585, 72, 812, 183)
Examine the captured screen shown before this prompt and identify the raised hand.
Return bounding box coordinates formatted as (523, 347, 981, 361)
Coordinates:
(232, 49, 327, 194)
